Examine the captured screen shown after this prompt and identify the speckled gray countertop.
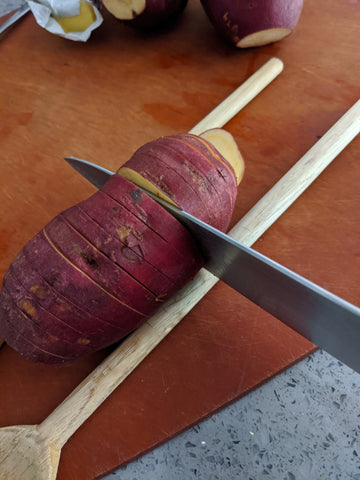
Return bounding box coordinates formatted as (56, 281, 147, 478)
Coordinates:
(106, 351, 360, 480)
(2, 3, 360, 480)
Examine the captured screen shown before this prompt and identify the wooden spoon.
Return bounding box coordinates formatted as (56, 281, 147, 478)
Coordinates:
(1, 66, 358, 480)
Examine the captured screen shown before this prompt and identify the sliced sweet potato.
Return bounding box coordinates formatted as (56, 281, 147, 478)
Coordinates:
(199, 129, 245, 184)
(0, 290, 74, 364)
(45, 215, 160, 316)
(119, 132, 239, 231)
(22, 231, 147, 329)
(118, 149, 220, 228)
(62, 204, 178, 299)
(0, 130, 243, 364)
(154, 135, 236, 229)
(200, 0, 303, 48)
(100, 174, 203, 266)
(175, 133, 239, 208)
(9, 249, 127, 338)
(1, 269, 96, 359)
(79, 188, 201, 286)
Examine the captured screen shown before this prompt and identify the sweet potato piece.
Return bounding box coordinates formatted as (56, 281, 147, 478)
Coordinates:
(158, 134, 236, 188)
(0, 290, 73, 364)
(9, 249, 127, 338)
(22, 231, 147, 330)
(62, 205, 178, 299)
(173, 133, 238, 208)
(44, 215, 160, 315)
(200, 0, 303, 48)
(1, 269, 96, 359)
(102, 0, 188, 30)
(154, 136, 236, 230)
(199, 129, 245, 185)
(0, 131, 243, 364)
(118, 149, 220, 228)
(78, 189, 201, 287)
(100, 174, 203, 265)
(118, 133, 239, 231)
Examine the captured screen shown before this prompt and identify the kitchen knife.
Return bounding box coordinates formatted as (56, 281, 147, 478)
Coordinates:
(65, 155, 360, 372)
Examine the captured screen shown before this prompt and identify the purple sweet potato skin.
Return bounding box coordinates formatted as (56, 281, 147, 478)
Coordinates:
(0, 133, 239, 364)
(120, 148, 219, 228)
(23, 230, 147, 327)
(101, 174, 203, 264)
(133, 139, 232, 230)
(62, 205, 178, 299)
(78, 188, 201, 286)
(9, 249, 125, 338)
(126, 0, 188, 29)
(0, 287, 74, 364)
(161, 134, 237, 216)
(173, 134, 238, 209)
(200, 0, 303, 46)
(1, 268, 95, 359)
(44, 215, 160, 316)
(0, 229, 149, 363)
(121, 134, 238, 231)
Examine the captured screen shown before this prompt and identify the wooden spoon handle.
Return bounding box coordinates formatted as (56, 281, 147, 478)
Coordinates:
(231, 98, 360, 244)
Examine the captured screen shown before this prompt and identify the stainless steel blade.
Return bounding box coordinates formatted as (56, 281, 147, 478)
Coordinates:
(65, 156, 114, 188)
(64, 156, 360, 373)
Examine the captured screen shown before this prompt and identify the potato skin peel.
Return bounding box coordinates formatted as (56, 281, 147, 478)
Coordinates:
(0, 133, 240, 364)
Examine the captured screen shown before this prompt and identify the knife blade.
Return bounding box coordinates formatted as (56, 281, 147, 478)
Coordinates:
(65, 155, 360, 373)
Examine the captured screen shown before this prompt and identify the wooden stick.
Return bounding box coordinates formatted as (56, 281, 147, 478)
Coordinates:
(40, 98, 360, 448)
(232, 99, 360, 244)
(189, 57, 283, 135)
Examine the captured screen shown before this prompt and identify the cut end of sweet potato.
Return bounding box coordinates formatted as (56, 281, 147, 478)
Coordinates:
(200, 128, 245, 185)
(102, 0, 146, 20)
(117, 167, 178, 206)
(237, 28, 291, 48)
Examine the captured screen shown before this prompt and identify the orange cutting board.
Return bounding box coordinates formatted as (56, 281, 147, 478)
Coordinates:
(0, 1, 359, 478)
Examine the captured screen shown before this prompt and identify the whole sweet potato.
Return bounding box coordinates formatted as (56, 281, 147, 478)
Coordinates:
(0, 130, 243, 364)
